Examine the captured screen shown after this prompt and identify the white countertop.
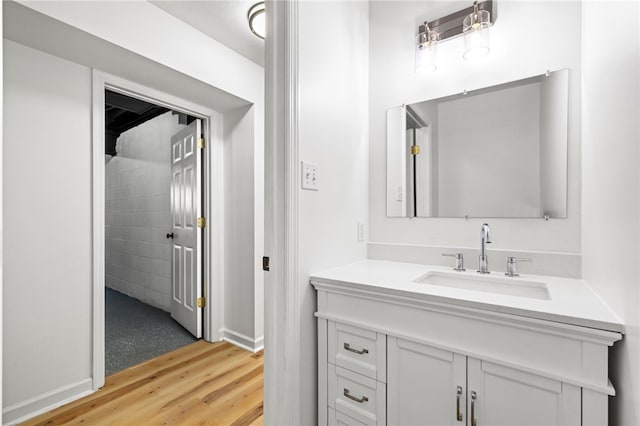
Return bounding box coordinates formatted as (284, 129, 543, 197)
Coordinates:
(310, 260, 624, 334)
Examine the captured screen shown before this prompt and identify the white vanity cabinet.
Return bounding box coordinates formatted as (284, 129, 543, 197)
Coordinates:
(387, 336, 580, 426)
(387, 337, 466, 425)
(465, 358, 580, 426)
(325, 321, 387, 426)
(312, 262, 623, 426)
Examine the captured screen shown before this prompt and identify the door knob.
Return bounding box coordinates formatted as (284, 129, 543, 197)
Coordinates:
(166, 233, 174, 239)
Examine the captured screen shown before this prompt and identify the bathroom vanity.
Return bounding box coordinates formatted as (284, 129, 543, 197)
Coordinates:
(311, 260, 623, 426)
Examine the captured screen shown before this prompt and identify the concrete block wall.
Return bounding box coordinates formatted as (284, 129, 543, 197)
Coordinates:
(105, 111, 185, 311)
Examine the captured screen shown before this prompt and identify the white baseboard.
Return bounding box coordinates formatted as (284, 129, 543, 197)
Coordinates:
(221, 328, 264, 353)
(254, 335, 264, 351)
(3, 378, 93, 425)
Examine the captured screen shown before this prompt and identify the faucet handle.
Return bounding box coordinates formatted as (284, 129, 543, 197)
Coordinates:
(505, 257, 532, 277)
(442, 253, 465, 272)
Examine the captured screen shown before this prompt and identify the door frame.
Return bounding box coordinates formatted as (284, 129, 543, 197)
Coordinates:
(91, 70, 224, 389)
(264, 0, 302, 423)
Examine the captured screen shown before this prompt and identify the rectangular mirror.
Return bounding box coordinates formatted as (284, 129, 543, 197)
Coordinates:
(386, 69, 569, 218)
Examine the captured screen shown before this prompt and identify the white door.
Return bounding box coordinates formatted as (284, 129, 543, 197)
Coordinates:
(467, 358, 581, 426)
(170, 119, 203, 337)
(387, 336, 466, 425)
(415, 125, 433, 217)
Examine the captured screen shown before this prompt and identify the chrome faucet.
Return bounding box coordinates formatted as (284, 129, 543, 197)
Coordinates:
(477, 223, 491, 274)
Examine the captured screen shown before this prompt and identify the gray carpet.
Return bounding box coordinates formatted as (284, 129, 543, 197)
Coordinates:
(105, 288, 197, 376)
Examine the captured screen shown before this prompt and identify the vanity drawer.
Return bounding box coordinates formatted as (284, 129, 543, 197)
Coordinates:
(329, 321, 386, 381)
(329, 364, 386, 426)
(328, 408, 368, 426)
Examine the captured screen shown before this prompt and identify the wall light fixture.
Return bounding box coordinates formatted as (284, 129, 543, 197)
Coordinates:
(415, 0, 496, 73)
(463, 2, 492, 60)
(415, 23, 440, 73)
(248, 2, 265, 40)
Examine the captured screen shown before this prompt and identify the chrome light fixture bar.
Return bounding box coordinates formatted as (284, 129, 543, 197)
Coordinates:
(415, 0, 496, 73)
(248, 2, 265, 39)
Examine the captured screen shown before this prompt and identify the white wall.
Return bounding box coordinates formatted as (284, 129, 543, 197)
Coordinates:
(223, 105, 264, 349)
(18, 0, 262, 105)
(298, 1, 369, 422)
(3, 2, 265, 420)
(581, 2, 640, 425)
(3, 40, 93, 418)
(386, 107, 407, 216)
(105, 112, 185, 311)
(370, 1, 582, 259)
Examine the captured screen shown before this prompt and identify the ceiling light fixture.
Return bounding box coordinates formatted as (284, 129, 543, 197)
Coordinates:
(248, 2, 265, 40)
(415, 0, 496, 73)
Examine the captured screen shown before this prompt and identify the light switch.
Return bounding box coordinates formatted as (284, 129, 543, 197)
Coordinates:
(357, 221, 365, 242)
(301, 161, 319, 190)
(396, 186, 403, 201)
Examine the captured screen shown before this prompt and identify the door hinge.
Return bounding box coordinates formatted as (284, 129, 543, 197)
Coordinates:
(262, 256, 270, 271)
(197, 297, 206, 308)
(198, 137, 206, 149)
(197, 217, 206, 228)
(411, 145, 420, 156)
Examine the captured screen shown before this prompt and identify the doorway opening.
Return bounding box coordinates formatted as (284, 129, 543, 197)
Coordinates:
(104, 90, 205, 376)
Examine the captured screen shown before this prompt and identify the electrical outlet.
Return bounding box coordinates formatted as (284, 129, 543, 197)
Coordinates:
(301, 161, 319, 190)
(396, 186, 403, 201)
(357, 221, 365, 242)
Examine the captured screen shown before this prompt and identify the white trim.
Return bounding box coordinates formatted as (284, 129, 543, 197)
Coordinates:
(312, 280, 623, 341)
(91, 71, 106, 390)
(221, 328, 265, 353)
(264, 0, 301, 424)
(0, 3, 4, 423)
(2, 378, 93, 425)
(254, 335, 265, 351)
(283, 1, 301, 423)
(91, 70, 224, 391)
(205, 111, 225, 343)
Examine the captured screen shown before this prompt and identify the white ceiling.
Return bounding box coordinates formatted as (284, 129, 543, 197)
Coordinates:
(150, 0, 265, 67)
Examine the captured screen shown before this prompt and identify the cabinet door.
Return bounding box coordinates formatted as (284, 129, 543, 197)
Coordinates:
(387, 337, 466, 426)
(467, 358, 580, 426)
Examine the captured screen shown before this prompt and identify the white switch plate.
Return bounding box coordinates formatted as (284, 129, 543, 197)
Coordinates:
(396, 186, 403, 201)
(357, 221, 365, 242)
(301, 161, 319, 190)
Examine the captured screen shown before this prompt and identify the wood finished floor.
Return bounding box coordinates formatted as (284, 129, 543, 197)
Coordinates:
(22, 341, 264, 426)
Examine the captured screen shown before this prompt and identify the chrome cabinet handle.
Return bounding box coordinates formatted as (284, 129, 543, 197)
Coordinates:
(471, 391, 477, 426)
(344, 343, 369, 355)
(456, 386, 463, 421)
(343, 388, 368, 403)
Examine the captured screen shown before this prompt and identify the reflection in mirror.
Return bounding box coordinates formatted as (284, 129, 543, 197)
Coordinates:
(387, 69, 569, 218)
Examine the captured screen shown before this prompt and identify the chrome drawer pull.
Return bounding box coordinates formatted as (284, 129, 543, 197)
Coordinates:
(471, 391, 477, 426)
(456, 386, 463, 421)
(344, 343, 369, 355)
(343, 388, 368, 403)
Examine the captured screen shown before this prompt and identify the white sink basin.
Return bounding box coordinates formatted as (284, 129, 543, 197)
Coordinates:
(415, 271, 551, 300)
